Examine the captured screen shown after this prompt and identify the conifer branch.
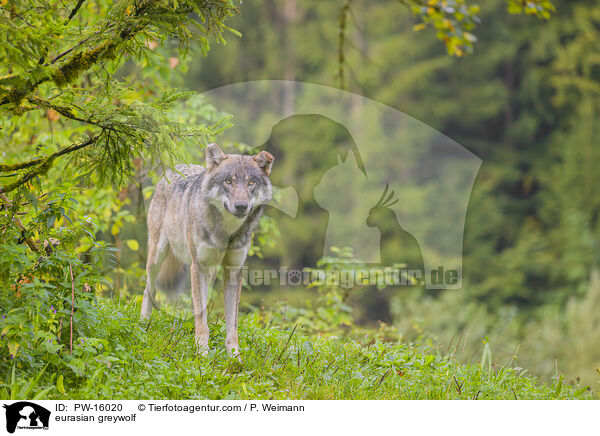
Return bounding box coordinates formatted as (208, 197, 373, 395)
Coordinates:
(66, 0, 87, 23)
(0, 134, 101, 194)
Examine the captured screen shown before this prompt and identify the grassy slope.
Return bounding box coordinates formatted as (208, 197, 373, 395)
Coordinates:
(20, 298, 592, 400)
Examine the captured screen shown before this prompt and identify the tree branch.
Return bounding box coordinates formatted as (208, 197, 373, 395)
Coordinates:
(53, 133, 101, 158)
(0, 192, 40, 253)
(337, 0, 351, 90)
(68, 261, 75, 353)
(1, 0, 236, 107)
(65, 0, 86, 24)
(0, 24, 139, 106)
(0, 157, 44, 173)
(26, 95, 112, 130)
(0, 134, 101, 194)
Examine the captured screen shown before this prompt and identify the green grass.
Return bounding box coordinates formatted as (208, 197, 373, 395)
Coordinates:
(2, 298, 595, 400)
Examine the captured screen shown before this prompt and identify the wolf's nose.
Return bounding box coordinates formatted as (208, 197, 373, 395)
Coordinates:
(234, 201, 248, 213)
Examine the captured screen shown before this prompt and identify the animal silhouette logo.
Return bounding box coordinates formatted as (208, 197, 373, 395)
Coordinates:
(199, 81, 482, 288)
(313, 152, 380, 263)
(2, 402, 50, 433)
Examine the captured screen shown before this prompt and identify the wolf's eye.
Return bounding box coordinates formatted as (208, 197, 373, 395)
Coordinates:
(225, 178, 232, 185)
(248, 179, 255, 186)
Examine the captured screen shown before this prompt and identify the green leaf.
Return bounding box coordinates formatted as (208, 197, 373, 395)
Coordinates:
(126, 239, 139, 251)
(32, 387, 53, 400)
(57, 374, 65, 394)
(8, 341, 19, 357)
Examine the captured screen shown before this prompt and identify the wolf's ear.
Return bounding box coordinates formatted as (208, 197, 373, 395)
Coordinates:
(254, 150, 274, 176)
(206, 143, 228, 170)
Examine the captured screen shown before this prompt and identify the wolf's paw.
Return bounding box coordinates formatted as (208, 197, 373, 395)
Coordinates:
(228, 355, 244, 371)
(227, 350, 242, 365)
(226, 346, 242, 362)
(195, 345, 210, 357)
(195, 336, 210, 356)
(227, 348, 242, 363)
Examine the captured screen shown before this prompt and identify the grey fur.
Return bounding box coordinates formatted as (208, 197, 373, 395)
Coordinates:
(141, 144, 274, 356)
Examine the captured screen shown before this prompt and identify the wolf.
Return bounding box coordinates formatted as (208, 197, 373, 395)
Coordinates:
(141, 143, 274, 356)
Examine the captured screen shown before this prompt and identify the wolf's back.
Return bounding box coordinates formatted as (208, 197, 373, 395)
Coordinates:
(148, 164, 205, 294)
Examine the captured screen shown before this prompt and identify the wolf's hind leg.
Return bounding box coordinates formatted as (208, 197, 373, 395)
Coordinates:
(141, 236, 168, 319)
(190, 262, 210, 354)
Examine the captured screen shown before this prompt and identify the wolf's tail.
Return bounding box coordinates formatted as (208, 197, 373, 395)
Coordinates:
(155, 250, 188, 294)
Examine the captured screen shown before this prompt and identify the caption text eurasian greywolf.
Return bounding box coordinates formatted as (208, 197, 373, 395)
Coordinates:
(141, 144, 274, 356)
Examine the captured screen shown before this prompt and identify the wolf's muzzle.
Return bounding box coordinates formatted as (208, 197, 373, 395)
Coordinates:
(224, 200, 249, 217)
(234, 201, 249, 214)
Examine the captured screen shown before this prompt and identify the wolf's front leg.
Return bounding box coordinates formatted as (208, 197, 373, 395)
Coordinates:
(223, 266, 243, 356)
(223, 246, 249, 357)
(190, 262, 210, 355)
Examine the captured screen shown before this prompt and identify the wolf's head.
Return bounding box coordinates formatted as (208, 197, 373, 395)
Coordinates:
(202, 143, 274, 218)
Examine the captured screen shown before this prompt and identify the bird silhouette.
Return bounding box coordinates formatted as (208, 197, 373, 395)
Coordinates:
(366, 184, 424, 279)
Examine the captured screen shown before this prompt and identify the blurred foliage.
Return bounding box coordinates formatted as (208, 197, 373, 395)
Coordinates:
(184, 0, 600, 386)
